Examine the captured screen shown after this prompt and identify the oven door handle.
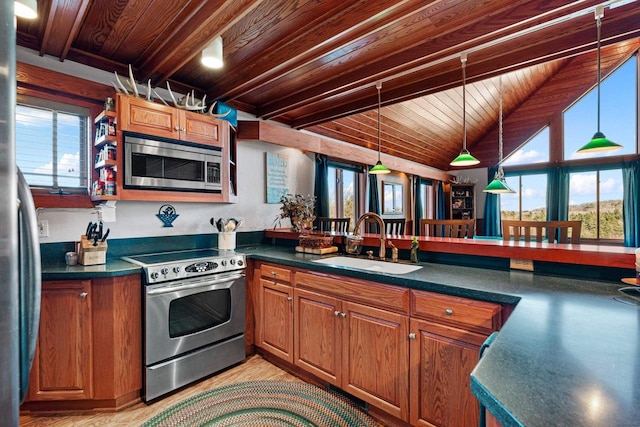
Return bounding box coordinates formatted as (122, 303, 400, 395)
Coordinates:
(147, 273, 244, 295)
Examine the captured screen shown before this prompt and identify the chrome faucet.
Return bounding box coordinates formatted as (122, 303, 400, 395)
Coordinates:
(353, 212, 386, 260)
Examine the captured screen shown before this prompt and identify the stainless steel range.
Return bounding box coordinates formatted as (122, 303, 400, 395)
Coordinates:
(123, 249, 246, 402)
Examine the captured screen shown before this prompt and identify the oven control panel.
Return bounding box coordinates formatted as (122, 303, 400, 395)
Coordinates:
(143, 255, 245, 284)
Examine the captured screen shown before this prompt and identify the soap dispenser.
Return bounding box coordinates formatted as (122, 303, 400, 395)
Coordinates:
(410, 236, 419, 263)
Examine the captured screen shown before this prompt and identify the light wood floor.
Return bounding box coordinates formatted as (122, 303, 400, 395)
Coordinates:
(20, 354, 303, 426)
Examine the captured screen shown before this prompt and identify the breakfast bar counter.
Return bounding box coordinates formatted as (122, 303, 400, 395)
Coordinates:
(245, 243, 639, 427)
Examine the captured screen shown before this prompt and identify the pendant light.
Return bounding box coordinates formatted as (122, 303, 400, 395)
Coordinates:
(484, 76, 515, 194)
(450, 53, 480, 167)
(15, 0, 37, 19)
(369, 81, 391, 174)
(577, 6, 622, 153)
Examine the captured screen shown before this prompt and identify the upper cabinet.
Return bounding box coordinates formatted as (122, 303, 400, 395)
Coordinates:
(119, 96, 224, 148)
(91, 94, 237, 204)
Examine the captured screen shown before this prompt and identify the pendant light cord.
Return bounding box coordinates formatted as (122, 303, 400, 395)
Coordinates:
(461, 54, 468, 151)
(498, 75, 503, 165)
(596, 12, 602, 133)
(377, 81, 382, 161)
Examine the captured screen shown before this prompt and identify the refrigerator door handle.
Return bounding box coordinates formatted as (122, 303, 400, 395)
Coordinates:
(17, 167, 41, 403)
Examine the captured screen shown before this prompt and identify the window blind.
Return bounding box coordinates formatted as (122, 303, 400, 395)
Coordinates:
(16, 95, 90, 190)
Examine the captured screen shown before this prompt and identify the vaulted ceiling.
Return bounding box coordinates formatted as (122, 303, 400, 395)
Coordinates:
(16, 0, 640, 172)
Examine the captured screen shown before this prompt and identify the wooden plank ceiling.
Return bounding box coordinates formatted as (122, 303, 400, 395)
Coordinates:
(16, 0, 640, 172)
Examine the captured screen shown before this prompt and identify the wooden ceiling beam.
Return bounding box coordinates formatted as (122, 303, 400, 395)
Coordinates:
(208, 0, 438, 101)
(138, 0, 265, 85)
(59, 0, 91, 61)
(289, 12, 640, 130)
(256, 0, 603, 121)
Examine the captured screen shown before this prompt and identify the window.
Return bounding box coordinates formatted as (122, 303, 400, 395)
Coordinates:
(327, 163, 364, 230)
(569, 169, 623, 240)
(382, 182, 403, 214)
(16, 95, 90, 191)
(501, 173, 547, 220)
(502, 127, 549, 166)
(563, 56, 637, 160)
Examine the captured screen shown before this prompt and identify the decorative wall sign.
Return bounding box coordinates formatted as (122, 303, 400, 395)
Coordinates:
(266, 152, 289, 203)
(157, 204, 179, 227)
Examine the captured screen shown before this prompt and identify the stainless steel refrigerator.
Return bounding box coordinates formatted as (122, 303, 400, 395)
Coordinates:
(1, 4, 42, 426)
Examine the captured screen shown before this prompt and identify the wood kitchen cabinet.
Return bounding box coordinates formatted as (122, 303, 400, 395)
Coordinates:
(28, 280, 93, 401)
(257, 264, 294, 363)
(410, 290, 502, 427)
(118, 94, 226, 147)
(295, 272, 410, 422)
(91, 93, 236, 203)
(22, 274, 142, 412)
(254, 261, 503, 427)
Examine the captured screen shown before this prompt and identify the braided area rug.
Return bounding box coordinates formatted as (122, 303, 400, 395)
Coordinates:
(142, 380, 379, 427)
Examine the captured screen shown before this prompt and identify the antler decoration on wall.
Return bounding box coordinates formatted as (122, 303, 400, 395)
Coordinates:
(112, 64, 230, 118)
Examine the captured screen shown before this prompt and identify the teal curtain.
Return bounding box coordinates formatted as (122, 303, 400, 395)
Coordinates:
(436, 181, 445, 219)
(546, 166, 569, 221)
(413, 176, 424, 235)
(622, 160, 640, 247)
(313, 154, 329, 222)
(483, 167, 501, 237)
(368, 171, 380, 214)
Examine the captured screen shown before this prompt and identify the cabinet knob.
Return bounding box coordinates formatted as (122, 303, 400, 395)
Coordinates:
(174, 126, 180, 131)
(80, 292, 88, 298)
(334, 310, 340, 316)
(445, 308, 453, 315)
(409, 333, 416, 340)
(271, 271, 276, 276)
(181, 127, 186, 132)
(340, 312, 346, 318)
(286, 297, 292, 301)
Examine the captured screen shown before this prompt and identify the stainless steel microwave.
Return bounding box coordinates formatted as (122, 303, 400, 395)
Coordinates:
(124, 134, 222, 192)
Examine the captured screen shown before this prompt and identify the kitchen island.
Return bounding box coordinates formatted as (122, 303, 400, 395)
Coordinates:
(37, 236, 639, 426)
(245, 241, 639, 427)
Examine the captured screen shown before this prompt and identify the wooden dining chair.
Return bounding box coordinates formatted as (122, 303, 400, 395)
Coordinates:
(502, 220, 582, 244)
(420, 219, 475, 238)
(316, 217, 350, 233)
(365, 218, 406, 235)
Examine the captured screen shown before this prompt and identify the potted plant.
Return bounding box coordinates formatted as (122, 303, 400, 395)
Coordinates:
(275, 193, 316, 233)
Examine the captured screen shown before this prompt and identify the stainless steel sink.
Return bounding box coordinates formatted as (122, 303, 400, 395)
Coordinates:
(312, 256, 422, 275)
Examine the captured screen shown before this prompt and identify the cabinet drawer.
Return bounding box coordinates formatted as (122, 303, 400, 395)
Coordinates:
(261, 264, 292, 283)
(412, 290, 501, 333)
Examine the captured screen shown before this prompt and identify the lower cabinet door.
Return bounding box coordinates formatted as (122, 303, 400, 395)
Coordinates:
(29, 280, 93, 401)
(259, 279, 294, 363)
(409, 317, 487, 427)
(294, 288, 341, 385)
(342, 301, 410, 422)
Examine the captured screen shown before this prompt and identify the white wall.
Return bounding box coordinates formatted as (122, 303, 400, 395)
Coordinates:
(37, 141, 315, 242)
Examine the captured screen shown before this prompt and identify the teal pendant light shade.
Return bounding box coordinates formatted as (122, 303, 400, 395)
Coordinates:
(450, 53, 480, 167)
(577, 6, 622, 154)
(369, 81, 391, 175)
(484, 76, 515, 194)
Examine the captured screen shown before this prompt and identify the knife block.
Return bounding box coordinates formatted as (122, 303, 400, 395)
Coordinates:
(78, 235, 108, 265)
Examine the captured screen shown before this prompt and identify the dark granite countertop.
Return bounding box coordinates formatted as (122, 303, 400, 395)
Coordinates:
(41, 259, 141, 280)
(41, 244, 640, 426)
(243, 246, 640, 427)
